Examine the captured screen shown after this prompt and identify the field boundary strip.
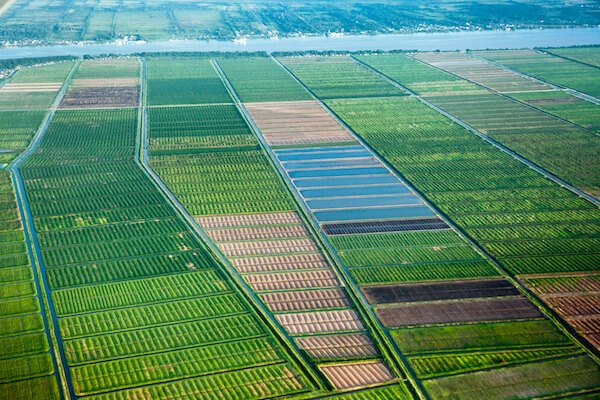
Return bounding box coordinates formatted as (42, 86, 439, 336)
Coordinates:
(134, 56, 327, 395)
(214, 55, 432, 400)
(277, 54, 600, 364)
(6, 60, 81, 400)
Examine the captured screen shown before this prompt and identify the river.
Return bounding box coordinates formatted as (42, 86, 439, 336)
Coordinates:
(1, 27, 600, 59)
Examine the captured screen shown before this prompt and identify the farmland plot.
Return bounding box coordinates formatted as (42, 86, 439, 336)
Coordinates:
(245, 101, 356, 146)
(20, 108, 312, 398)
(0, 171, 60, 399)
(217, 57, 311, 102)
(146, 57, 231, 105)
(359, 53, 600, 195)
(60, 59, 139, 109)
(279, 56, 406, 99)
(411, 51, 600, 131)
(0, 61, 73, 110)
(320, 95, 599, 396)
(148, 105, 294, 215)
(520, 273, 600, 350)
(475, 49, 600, 99)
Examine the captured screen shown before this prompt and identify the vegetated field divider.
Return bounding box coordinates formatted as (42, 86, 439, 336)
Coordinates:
(438, 52, 600, 133)
(347, 55, 600, 363)
(7, 60, 81, 400)
(136, 58, 326, 394)
(238, 55, 431, 400)
(350, 55, 600, 208)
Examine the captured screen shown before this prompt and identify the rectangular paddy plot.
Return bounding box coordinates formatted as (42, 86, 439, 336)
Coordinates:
(245, 101, 356, 146)
(362, 278, 520, 305)
(376, 297, 542, 327)
(361, 53, 600, 194)
(148, 105, 294, 215)
(19, 108, 311, 398)
(319, 362, 394, 390)
(278, 56, 406, 99)
(0, 62, 73, 110)
(216, 57, 312, 103)
(60, 59, 140, 109)
(0, 171, 60, 399)
(146, 57, 231, 105)
(520, 273, 600, 350)
(273, 144, 443, 230)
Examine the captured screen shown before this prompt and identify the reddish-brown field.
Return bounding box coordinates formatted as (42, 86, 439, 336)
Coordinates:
(296, 334, 378, 359)
(376, 297, 542, 327)
(60, 87, 139, 108)
(320, 362, 394, 389)
(520, 273, 600, 350)
(362, 278, 520, 305)
(245, 101, 356, 146)
(275, 310, 364, 335)
(260, 288, 350, 312)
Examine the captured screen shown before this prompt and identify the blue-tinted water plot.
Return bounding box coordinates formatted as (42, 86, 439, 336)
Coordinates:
(277, 149, 372, 162)
(307, 195, 422, 210)
(294, 175, 399, 188)
(314, 205, 435, 222)
(283, 157, 379, 170)
(300, 184, 412, 199)
(288, 167, 389, 178)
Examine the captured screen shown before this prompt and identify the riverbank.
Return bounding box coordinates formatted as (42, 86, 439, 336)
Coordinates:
(1, 27, 599, 60)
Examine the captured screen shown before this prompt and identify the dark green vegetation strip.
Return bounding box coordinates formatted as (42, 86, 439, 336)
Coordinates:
(19, 107, 311, 398)
(0, 172, 59, 399)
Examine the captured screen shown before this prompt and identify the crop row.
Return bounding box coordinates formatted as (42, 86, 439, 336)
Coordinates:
(216, 57, 312, 103)
(476, 49, 600, 99)
(148, 105, 295, 215)
(279, 56, 406, 99)
(146, 57, 231, 105)
(0, 170, 59, 398)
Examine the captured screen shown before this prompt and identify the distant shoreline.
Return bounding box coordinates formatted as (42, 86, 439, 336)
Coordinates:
(1, 27, 600, 60)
